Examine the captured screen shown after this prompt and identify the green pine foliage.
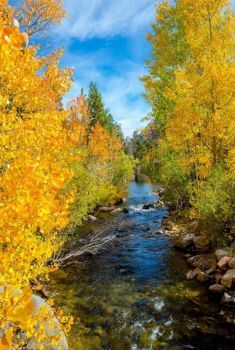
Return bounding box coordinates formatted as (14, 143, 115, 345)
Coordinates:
(88, 82, 122, 136)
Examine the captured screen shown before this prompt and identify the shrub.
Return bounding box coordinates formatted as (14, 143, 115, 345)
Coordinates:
(191, 167, 235, 247)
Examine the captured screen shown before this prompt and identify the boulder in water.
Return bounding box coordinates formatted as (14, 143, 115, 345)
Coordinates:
(154, 230, 164, 235)
(142, 203, 154, 210)
(143, 226, 151, 232)
(154, 199, 164, 208)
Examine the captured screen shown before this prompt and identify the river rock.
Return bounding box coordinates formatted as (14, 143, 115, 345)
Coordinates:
(27, 295, 69, 350)
(123, 208, 129, 214)
(98, 206, 115, 212)
(193, 236, 210, 252)
(155, 199, 164, 208)
(215, 249, 229, 261)
(184, 253, 192, 259)
(154, 187, 165, 196)
(186, 270, 196, 280)
(173, 232, 195, 249)
(154, 229, 164, 235)
(0, 289, 68, 350)
(187, 255, 216, 273)
(209, 284, 225, 294)
(228, 257, 235, 269)
(111, 208, 123, 215)
(165, 223, 182, 236)
(221, 269, 235, 289)
(214, 273, 223, 283)
(88, 215, 97, 221)
(163, 219, 173, 229)
(221, 291, 235, 305)
(217, 256, 231, 271)
(153, 297, 164, 311)
(115, 198, 124, 205)
(142, 203, 154, 210)
(194, 268, 210, 283)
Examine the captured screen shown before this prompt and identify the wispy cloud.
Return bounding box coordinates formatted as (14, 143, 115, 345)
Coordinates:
(62, 48, 149, 136)
(57, 0, 157, 136)
(58, 0, 155, 40)
(101, 63, 149, 135)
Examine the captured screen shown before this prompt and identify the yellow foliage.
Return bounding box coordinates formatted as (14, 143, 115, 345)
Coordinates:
(164, 0, 235, 179)
(142, 0, 235, 225)
(0, 1, 75, 346)
(0, 2, 131, 347)
(13, 0, 67, 37)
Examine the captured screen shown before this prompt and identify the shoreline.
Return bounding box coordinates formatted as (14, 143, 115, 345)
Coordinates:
(156, 191, 235, 326)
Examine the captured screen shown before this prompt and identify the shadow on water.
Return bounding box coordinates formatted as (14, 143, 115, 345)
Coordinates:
(49, 181, 235, 350)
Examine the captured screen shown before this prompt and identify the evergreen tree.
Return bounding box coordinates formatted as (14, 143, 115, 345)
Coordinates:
(87, 82, 116, 133)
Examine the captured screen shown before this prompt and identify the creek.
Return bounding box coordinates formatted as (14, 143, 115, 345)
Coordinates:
(49, 180, 234, 350)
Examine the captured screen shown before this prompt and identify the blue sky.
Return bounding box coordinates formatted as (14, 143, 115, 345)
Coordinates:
(54, 0, 158, 137)
(11, 0, 235, 137)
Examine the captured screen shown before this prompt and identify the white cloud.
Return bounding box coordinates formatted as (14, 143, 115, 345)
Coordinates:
(59, 0, 155, 40)
(60, 0, 235, 136)
(63, 52, 150, 136)
(101, 64, 150, 135)
(58, 0, 155, 136)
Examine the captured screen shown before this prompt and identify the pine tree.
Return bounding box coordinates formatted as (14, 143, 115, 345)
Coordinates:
(87, 82, 115, 133)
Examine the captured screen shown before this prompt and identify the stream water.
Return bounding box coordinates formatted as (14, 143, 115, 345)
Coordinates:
(49, 180, 234, 350)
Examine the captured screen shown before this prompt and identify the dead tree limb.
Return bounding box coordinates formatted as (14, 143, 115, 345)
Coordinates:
(53, 221, 124, 266)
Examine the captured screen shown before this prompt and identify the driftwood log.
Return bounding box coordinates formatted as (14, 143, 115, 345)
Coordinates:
(53, 221, 124, 266)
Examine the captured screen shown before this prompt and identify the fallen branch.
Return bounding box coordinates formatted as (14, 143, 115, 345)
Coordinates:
(53, 220, 123, 266)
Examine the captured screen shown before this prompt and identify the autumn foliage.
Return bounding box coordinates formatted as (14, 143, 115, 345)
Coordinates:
(13, 0, 67, 37)
(0, 1, 133, 348)
(142, 0, 235, 244)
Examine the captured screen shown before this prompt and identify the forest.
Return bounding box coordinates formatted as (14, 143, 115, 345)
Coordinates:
(0, 0, 234, 349)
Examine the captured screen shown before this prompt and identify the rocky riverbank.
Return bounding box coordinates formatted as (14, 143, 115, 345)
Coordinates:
(153, 189, 235, 325)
